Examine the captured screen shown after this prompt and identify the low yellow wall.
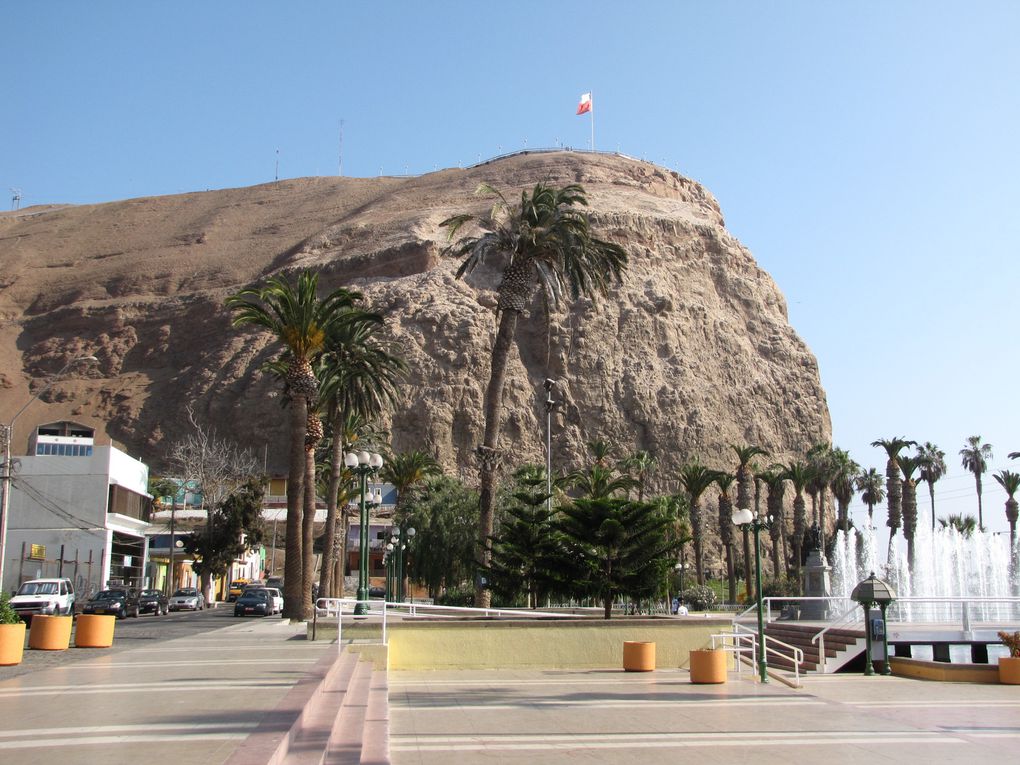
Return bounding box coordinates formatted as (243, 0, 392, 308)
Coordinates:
(890, 656, 1000, 683)
(385, 618, 731, 671)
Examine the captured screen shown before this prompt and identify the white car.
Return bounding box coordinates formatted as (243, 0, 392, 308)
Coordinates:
(168, 587, 205, 611)
(10, 578, 75, 620)
(254, 587, 283, 614)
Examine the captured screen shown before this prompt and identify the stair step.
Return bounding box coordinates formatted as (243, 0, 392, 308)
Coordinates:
(359, 669, 390, 765)
(281, 651, 362, 765)
(322, 656, 373, 765)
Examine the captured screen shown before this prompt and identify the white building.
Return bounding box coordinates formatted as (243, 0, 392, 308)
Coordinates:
(2, 421, 151, 597)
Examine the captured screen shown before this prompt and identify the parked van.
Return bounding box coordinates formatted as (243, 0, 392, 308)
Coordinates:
(10, 578, 76, 622)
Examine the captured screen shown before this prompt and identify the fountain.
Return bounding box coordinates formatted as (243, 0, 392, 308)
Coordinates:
(831, 523, 1019, 622)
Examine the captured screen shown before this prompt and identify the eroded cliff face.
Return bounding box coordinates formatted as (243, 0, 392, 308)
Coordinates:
(0, 151, 830, 489)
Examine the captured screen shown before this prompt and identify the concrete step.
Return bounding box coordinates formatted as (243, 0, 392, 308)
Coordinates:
(281, 650, 362, 765)
(359, 669, 390, 765)
(322, 657, 373, 764)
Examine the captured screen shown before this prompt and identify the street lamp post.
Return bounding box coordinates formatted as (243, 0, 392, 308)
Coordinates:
(732, 506, 772, 683)
(0, 355, 97, 589)
(388, 524, 416, 602)
(345, 450, 383, 615)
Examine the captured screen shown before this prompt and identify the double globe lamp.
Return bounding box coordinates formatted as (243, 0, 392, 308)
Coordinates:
(344, 450, 383, 615)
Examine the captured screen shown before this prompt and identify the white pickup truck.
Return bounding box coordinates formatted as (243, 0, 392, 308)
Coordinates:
(9, 578, 76, 621)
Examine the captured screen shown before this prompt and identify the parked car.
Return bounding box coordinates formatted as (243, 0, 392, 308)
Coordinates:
(227, 579, 250, 602)
(9, 578, 75, 622)
(368, 586, 386, 599)
(168, 588, 205, 611)
(233, 589, 272, 617)
(256, 587, 283, 614)
(82, 588, 140, 619)
(266, 576, 284, 591)
(139, 589, 169, 616)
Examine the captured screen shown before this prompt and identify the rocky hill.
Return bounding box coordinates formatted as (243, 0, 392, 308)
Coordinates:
(0, 151, 830, 489)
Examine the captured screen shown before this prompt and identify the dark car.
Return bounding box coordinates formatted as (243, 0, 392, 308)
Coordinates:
(82, 588, 140, 619)
(139, 589, 169, 616)
(233, 588, 271, 617)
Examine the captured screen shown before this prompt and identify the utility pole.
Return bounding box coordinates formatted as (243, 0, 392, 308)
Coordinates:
(543, 378, 557, 514)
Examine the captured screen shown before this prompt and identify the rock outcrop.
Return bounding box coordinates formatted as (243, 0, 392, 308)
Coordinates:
(0, 151, 830, 490)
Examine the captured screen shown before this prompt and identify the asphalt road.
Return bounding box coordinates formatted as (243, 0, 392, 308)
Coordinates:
(1, 604, 281, 681)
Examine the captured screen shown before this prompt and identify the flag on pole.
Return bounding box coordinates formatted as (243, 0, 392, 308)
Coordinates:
(576, 93, 592, 115)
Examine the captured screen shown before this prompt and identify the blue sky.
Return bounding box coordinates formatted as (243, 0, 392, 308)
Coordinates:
(4, 1, 1018, 534)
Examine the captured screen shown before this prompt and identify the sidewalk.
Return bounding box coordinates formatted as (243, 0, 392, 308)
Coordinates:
(389, 668, 1020, 764)
(0, 617, 332, 765)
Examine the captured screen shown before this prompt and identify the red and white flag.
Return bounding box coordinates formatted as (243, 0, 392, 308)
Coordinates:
(576, 92, 592, 115)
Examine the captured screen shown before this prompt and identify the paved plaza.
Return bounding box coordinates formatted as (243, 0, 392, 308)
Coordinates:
(389, 668, 1020, 764)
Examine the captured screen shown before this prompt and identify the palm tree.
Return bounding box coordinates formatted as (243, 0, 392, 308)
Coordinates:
(567, 464, 635, 500)
(993, 469, 1020, 550)
(316, 318, 405, 601)
(677, 461, 722, 586)
(620, 450, 656, 502)
(381, 450, 443, 518)
(586, 439, 615, 467)
(442, 183, 628, 607)
(227, 271, 363, 619)
(960, 435, 994, 528)
(939, 513, 979, 537)
(828, 447, 860, 534)
(732, 445, 768, 598)
(714, 472, 737, 604)
(855, 468, 885, 525)
(871, 437, 914, 538)
(806, 443, 835, 531)
(897, 454, 922, 568)
(782, 461, 811, 576)
(916, 442, 947, 531)
(758, 467, 787, 578)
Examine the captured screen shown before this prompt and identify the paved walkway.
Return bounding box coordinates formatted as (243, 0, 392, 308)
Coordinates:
(389, 668, 1020, 764)
(0, 617, 332, 764)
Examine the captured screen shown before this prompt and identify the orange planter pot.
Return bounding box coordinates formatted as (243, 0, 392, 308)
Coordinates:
(1000, 656, 1020, 685)
(28, 615, 72, 651)
(75, 614, 116, 648)
(0, 622, 27, 665)
(689, 649, 727, 684)
(623, 641, 656, 672)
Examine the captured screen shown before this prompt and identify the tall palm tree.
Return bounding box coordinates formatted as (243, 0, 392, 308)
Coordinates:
(960, 435, 994, 529)
(871, 437, 914, 538)
(939, 513, 979, 537)
(897, 454, 922, 568)
(828, 447, 860, 534)
(714, 472, 737, 604)
(381, 450, 443, 519)
(732, 445, 768, 598)
(782, 461, 811, 577)
(677, 461, 722, 586)
(758, 467, 787, 578)
(916, 442, 947, 531)
(227, 271, 363, 619)
(442, 182, 628, 607)
(316, 318, 405, 601)
(993, 469, 1020, 550)
(855, 468, 885, 525)
(620, 450, 656, 502)
(806, 443, 835, 531)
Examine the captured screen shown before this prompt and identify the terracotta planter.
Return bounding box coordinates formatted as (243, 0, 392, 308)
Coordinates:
(0, 622, 27, 665)
(1000, 656, 1020, 685)
(75, 614, 116, 648)
(623, 641, 656, 672)
(689, 648, 727, 684)
(28, 614, 72, 651)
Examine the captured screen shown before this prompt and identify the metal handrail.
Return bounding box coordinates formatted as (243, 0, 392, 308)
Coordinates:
(710, 630, 755, 681)
(732, 622, 804, 685)
(810, 604, 860, 674)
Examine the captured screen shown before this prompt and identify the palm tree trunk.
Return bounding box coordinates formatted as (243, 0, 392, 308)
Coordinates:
(301, 446, 317, 619)
(475, 309, 519, 608)
(319, 413, 343, 600)
(725, 544, 736, 603)
(928, 484, 936, 531)
(282, 398, 307, 620)
(975, 474, 984, 529)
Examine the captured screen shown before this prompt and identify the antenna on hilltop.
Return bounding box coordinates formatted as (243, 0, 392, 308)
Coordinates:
(275, 149, 280, 182)
(10, 188, 22, 211)
(338, 119, 345, 176)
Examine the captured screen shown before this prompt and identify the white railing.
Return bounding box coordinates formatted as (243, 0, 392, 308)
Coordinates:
(731, 623, 805, 685)
(811, 604, 861, 673)
(710, 630, 755, 681)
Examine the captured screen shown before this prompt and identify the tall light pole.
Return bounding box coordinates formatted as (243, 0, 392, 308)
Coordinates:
(1, 355, 97, 589)
(543, 379, 557, 514)
(732, 505, 772, 683)
(345, 450, 382, 615)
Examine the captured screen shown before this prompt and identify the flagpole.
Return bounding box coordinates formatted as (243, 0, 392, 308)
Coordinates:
(590, 91, 595, 152)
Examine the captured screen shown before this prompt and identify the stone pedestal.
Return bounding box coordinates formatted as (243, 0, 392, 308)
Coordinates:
(800, 548, 832, 620)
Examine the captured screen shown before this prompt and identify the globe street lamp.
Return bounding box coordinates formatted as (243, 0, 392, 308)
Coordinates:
(0, 354, 97, 588)
(732, 505, 772, 683)
(345, 450, 383, 615)
(388, 524, 416, 602)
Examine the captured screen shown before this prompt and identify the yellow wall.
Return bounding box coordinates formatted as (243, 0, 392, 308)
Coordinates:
(385, 618, 732, 671)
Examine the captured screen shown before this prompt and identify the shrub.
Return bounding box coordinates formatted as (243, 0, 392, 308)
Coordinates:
(681, 584, 717, 611)
(998, 630, 1020, 658)
(436, 585, 474, 608)
(0, 593, 21, 625)
(762, 576, 801, 598)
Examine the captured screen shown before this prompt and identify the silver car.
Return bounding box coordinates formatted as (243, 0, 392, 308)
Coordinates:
(168, 587, 205, 611)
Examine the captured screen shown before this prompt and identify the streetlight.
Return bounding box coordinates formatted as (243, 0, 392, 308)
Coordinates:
(388, 524, 416, 602)
(0, 354, 97, 588)
(345, 450, 383, 615)
(732, 505, 772, 683)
